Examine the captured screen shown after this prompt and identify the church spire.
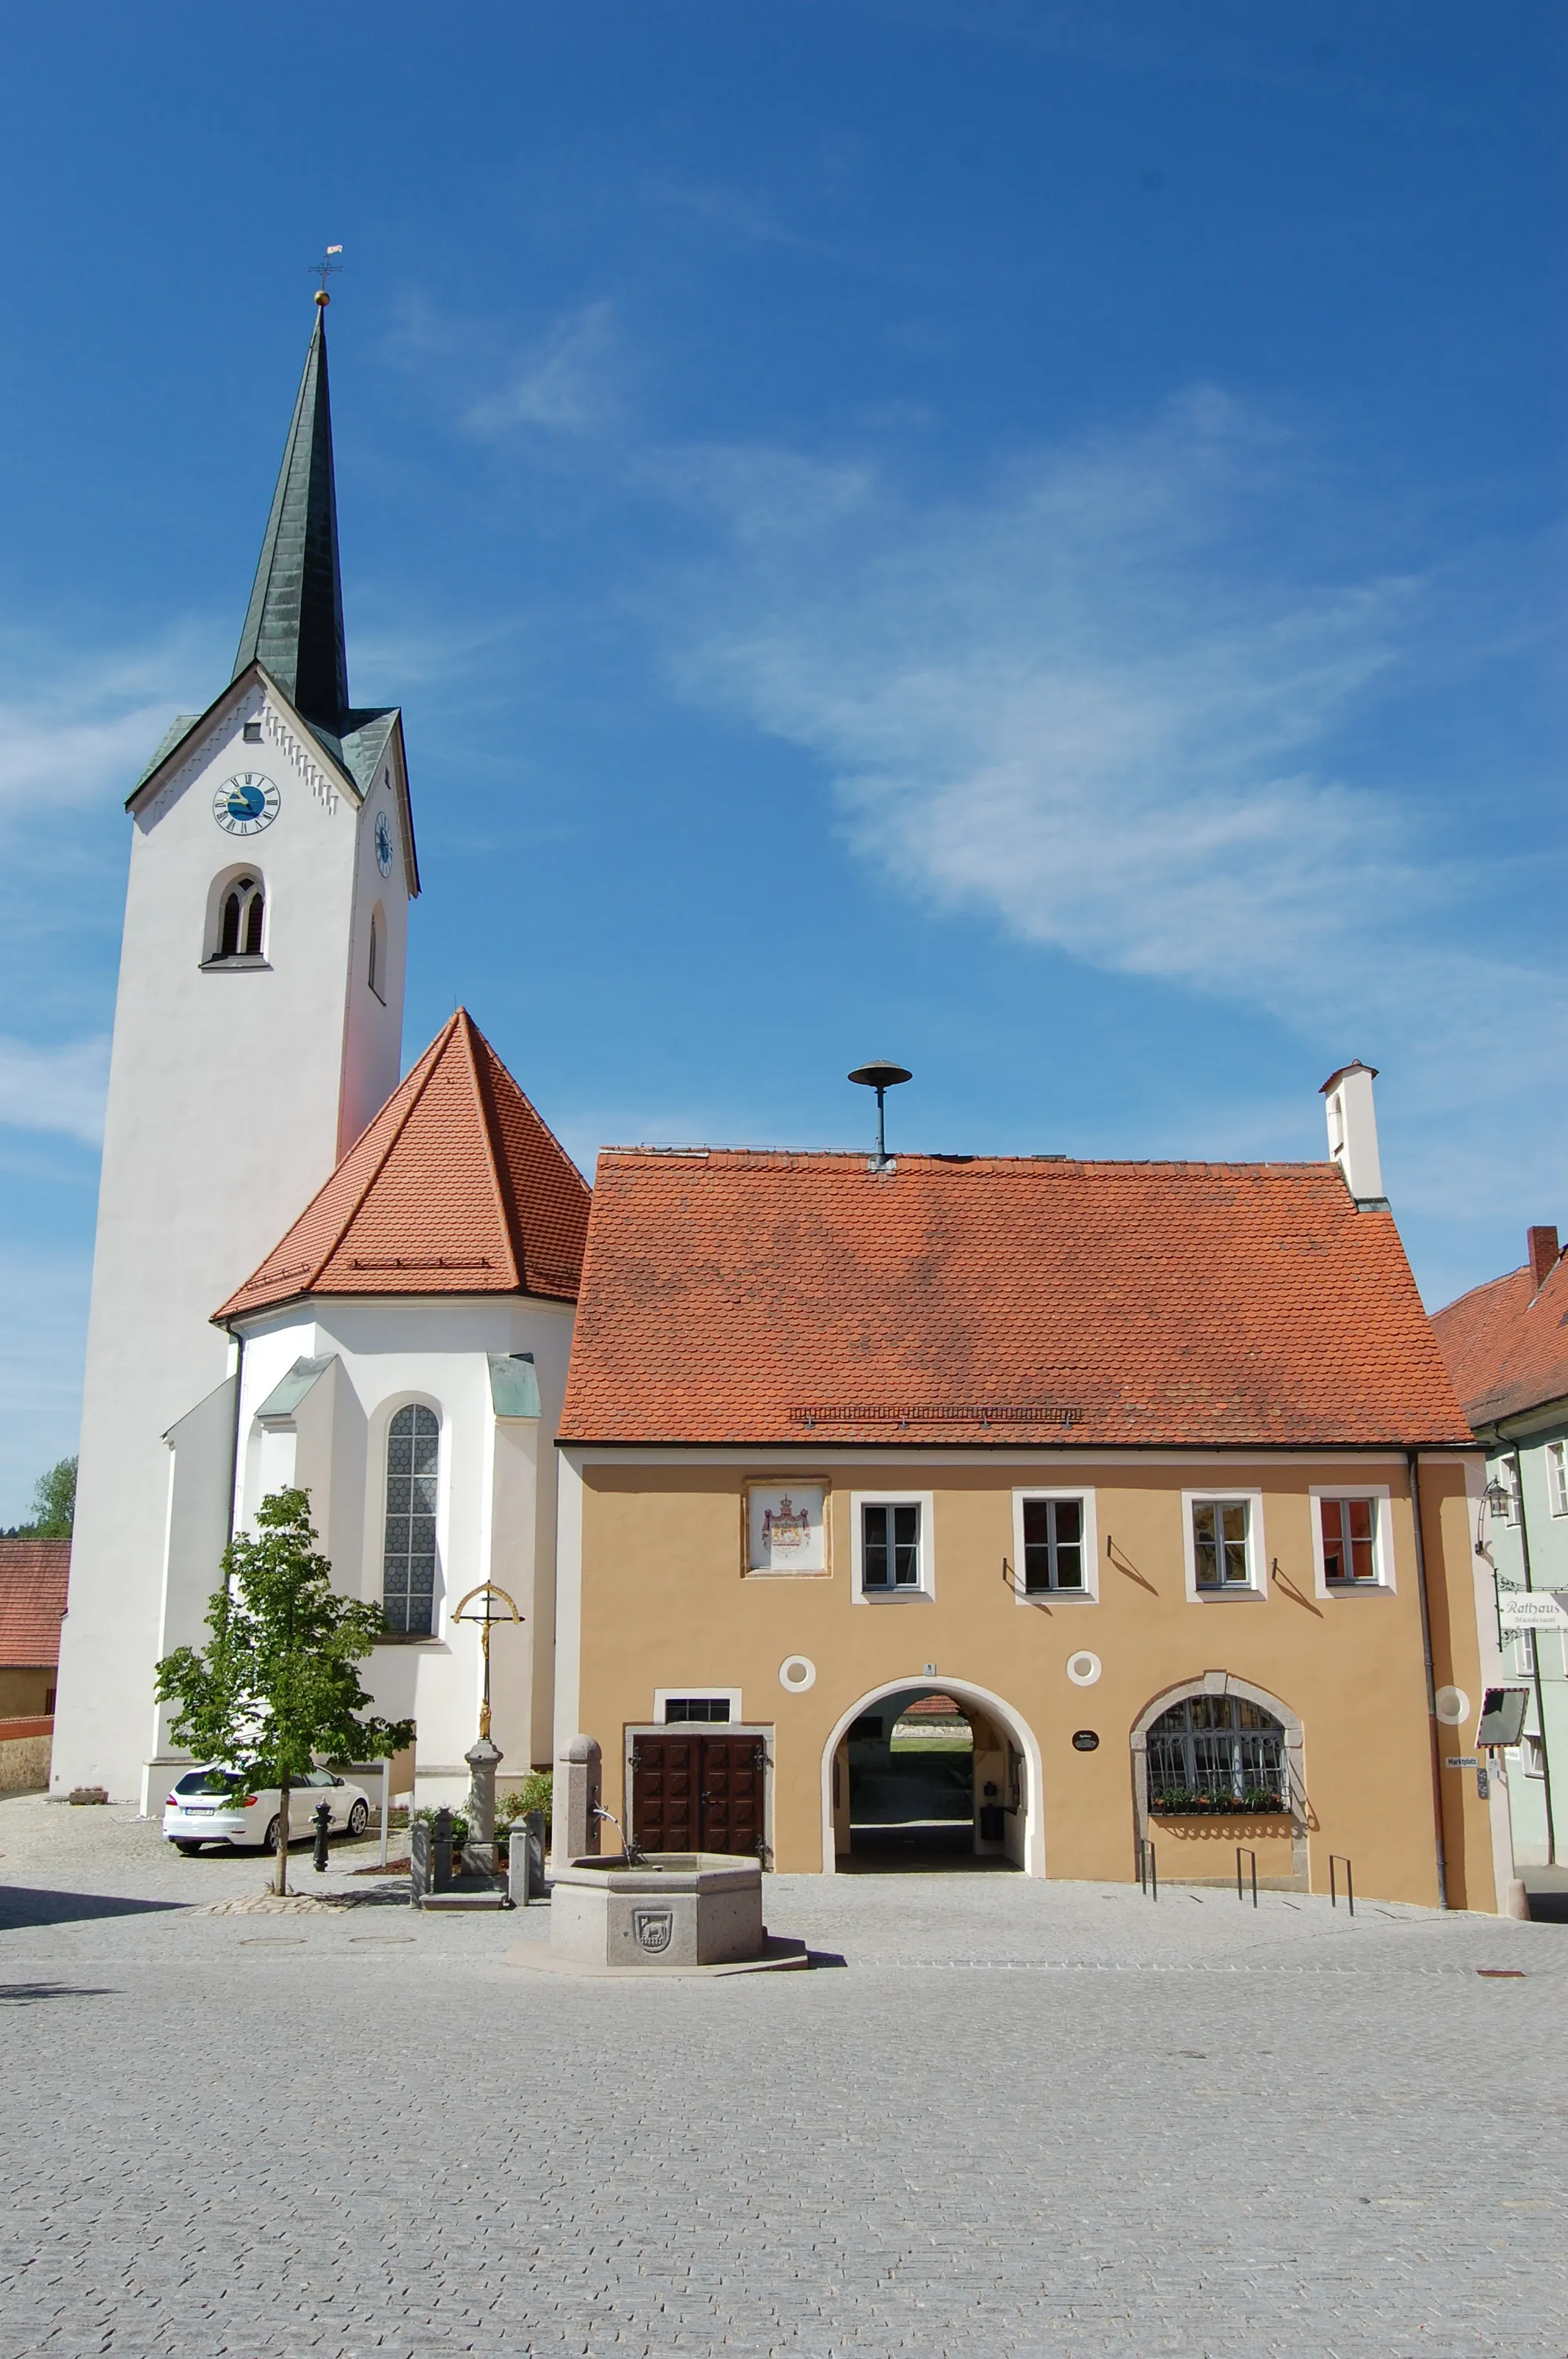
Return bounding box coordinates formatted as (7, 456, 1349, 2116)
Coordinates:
(232, 296, 350, 735)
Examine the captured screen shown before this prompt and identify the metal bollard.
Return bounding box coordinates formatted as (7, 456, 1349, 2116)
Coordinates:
(313, 1798, 332, 1874)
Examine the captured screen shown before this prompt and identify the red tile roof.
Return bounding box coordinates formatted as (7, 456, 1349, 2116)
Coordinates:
(1431, 1247, 1568, 1429)
(216, 1010, 590, 1322)
(0, 1539, 70, 1667)
(559, 1150, 1472, 1449)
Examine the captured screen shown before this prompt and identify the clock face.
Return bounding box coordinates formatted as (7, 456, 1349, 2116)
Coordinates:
(213, 773, 281, 837)
(374, 809, 394, 876)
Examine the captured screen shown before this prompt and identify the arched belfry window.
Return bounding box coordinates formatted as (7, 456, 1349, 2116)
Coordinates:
(215, 875, 265, 961)
(368, 903, 386, 1001)
(383, 1405, 438, 1636)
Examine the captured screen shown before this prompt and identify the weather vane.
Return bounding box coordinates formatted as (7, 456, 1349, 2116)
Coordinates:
(310, 244, 343, 305)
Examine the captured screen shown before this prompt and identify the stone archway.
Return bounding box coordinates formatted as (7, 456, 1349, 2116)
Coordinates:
(819, 1676, 1045, 1876)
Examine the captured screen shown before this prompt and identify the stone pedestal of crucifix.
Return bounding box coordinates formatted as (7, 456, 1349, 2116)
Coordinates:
(452, 1582, 522, 1888)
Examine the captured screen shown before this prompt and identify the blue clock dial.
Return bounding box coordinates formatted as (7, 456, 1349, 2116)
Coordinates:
(374, 809, 394, 876)
(213, 772, 281, 837)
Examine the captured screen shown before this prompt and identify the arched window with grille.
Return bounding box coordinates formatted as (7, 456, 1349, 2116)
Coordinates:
(214, 874, 265, 961)
(383, 1404, 439, 1636)
(1145, 1694, 1286, 1814)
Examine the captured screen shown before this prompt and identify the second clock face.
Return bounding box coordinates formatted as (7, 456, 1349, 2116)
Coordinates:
(375, 809, 394, 875)
(214, 773, 281, 836)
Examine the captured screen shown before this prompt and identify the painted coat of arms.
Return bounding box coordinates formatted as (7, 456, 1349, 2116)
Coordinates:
(747, 1483, 826, 1575)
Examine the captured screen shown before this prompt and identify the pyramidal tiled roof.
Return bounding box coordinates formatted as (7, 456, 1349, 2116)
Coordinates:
(216, 1012, 590, 1321)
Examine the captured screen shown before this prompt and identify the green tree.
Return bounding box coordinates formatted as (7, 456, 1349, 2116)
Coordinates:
(23, 1456, 76, 1537)
(154, 1488, 413, 1896)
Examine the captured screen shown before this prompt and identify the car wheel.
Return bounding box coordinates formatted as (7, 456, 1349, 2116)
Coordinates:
(262, 1816, 281, 1854)
(347, 1800, 368, 1837)
(173, 1840, 204, 1856)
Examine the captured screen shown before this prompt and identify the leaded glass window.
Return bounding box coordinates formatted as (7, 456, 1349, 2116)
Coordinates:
(1146, 1696, 1287, 1812)
(383, 1404, 438, 1636)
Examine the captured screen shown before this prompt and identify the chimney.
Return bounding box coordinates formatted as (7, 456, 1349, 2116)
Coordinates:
(1527, 1225, 1560, 1292)
(1319, 1061, 1385, 1206)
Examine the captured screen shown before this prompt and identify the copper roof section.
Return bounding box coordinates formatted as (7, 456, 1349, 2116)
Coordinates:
(0, 1539, 70, 1667)
(1431, 1241, 1568, 1430)
(216, 1010, 590, 1321)
(560, 1150, 1473, 1449)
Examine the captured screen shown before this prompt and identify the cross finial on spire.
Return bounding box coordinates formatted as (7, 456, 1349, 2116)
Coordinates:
(311, 244, 343, 305)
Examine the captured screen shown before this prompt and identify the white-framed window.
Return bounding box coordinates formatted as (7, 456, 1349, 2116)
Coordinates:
(1308, 1485, 1394, 1596)
(1011, 1488, 1099, 1601)
(851, 1492, 934, 1601)
(654, 1688, 741, 1725)
(383, 1402, 440, 1636)
(1547, 1441, 1568, 1518)
(1181, 1491, 1265, 1601)
(1523, 1733, 1547, 1779)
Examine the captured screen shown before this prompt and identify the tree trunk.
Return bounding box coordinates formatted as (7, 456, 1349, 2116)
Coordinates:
(274, 1773, 290, 1896)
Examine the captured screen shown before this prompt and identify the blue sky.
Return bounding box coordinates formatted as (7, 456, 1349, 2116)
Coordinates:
(0, 2, 1563, 1521)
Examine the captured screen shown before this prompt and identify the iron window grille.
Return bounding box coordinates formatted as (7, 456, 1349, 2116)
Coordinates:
(1146, 1695, 1287, 1812)
(1022, 1496, 1084, 1591)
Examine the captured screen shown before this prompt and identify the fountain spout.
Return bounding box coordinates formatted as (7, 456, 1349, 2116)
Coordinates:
(593, 1805, 646, 1867)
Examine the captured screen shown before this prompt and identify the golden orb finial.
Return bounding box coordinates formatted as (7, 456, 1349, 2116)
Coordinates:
(314, 287, 330, 307)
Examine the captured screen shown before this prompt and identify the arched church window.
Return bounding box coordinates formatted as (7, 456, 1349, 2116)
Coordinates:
(1145, 1695, 1286, 1813)
(383, 1404, 439, 1637)
(215, 876, 265, 961)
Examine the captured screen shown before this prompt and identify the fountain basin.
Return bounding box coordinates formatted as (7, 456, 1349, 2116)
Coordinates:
(550, 1852, 764, 1968)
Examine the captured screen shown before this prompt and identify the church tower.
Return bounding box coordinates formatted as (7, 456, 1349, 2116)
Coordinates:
(53, 299, 418, 1804)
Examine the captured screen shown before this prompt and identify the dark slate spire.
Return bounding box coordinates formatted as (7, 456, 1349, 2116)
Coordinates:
(232, 300, 350, 733)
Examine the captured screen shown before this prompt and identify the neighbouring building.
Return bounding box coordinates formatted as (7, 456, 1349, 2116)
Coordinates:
(0, 1538, 70, 1794)
(554, 1065, 1513, 1907)
(1432, 1224, 1568, 1874)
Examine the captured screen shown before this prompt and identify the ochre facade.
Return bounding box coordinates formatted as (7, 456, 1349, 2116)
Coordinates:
(568, 1449, 1501, 1909)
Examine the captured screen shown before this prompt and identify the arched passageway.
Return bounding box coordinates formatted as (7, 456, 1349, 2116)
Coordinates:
(820, 1677, 1044, 1874)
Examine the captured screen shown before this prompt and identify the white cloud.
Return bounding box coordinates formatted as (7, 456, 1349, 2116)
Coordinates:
(659, 391, 1566, 1084)
(465, 301, 622, 439)
(0, 1036, 111, 1145)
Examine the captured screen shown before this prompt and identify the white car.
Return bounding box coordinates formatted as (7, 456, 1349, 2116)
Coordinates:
(163, 1765, 371, 1856)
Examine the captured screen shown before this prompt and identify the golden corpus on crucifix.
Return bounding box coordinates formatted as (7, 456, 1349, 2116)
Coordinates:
(452, 1583, 522, 1740)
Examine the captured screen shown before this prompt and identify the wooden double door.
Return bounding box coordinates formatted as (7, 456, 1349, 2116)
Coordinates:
(630, 1732, 768, 1859)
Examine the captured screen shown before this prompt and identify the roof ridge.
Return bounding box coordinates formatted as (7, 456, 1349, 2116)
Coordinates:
(454, 1010, 524, 1292)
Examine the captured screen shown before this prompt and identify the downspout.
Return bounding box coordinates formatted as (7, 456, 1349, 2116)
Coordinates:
(225, 1325, 245, 1549)
(1498, 1428, 1557, 1866)
(1406, 1448, 1449, 1910)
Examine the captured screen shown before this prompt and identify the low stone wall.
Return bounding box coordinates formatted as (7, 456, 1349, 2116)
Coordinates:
(0, 1717, 53, 1794)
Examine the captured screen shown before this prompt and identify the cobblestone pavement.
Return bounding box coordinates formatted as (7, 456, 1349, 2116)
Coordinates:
(0, 1793, 1563, 2358)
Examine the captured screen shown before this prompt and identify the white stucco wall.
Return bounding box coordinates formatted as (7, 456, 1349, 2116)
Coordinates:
(164, 1293, 577, 1805)
(54, 675, 412, 1802)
